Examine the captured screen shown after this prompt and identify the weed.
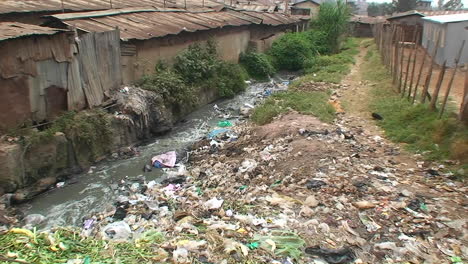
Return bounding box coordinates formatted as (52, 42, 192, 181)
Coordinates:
(139, 70, 197, 109)
(0, 228, 165, 264)
(269, 32, 314, 71)
(311, 0, 350, 53)
(363, 44, 468, 177)
(251, 91, 335, 125)
(173, 40, 218, 84)
(254, 230, 305, 260)
(240, 52, 276, 80)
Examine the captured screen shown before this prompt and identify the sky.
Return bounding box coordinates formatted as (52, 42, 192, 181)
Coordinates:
(367, 0, 468, 6)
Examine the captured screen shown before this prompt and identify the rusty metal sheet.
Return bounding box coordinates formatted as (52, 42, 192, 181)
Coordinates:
(0, 0, 223, 14)
(0, 22, 64, 41)
(53, 10, 305, 40)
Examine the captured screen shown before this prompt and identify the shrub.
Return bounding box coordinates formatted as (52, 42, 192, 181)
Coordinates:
(240, 52, 276, 80)
(312, 0, 350, 53)
(269, 32, 314, 71)
(139, 70, 196, 108)
(173, 40, 218, 84)
(211, 62, 247, 98)
(305, 30, 331, 55)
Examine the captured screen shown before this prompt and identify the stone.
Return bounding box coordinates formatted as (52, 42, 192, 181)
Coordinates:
(304, 195, 319, 208)
(353, 201, 376, 209)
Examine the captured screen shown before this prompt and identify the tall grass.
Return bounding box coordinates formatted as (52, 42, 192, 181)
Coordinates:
(312, 0, 350, 53)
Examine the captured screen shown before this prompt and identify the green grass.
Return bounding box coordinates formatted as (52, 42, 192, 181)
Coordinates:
(0, 228, 166, 264)
(363, 44, 468, 178)
(291, 38, 360, 86)
(251, 91, 335, 125)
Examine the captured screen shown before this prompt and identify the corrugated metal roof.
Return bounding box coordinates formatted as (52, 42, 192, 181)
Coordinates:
(388, 9, 468, 20)
(233, 4, 276, 12)
(0, 0, 223, 14)
(0, 22, 65, 41)
(422, 13, 468, 24)
(50, 10, 305, 41)
(350, 15, 386, 24)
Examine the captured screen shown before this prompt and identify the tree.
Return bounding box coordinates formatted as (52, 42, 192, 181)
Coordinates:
(438, 0, 445, 9)
(443, 0, 463, 10)
(367, 2, 395, 16)
(393, 0, 418, 12)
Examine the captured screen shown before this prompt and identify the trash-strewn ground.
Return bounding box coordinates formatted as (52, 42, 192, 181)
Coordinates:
(1, 45, 467, 264)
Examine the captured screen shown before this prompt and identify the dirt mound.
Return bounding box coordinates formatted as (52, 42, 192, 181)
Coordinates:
(253, 112, 331, 140)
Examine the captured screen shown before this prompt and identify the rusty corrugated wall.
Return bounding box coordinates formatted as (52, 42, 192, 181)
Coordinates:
(0, 28, 121, 130)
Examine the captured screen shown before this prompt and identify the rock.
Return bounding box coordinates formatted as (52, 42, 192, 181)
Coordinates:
(23, 214, 45, 226)
(240, 107, 252, 116)
(12, 176, 57, 203)
(353, 201, 376, 209)
(299, 206, 315, 217)
(400, 189, 413, 197)
(304, 195, 319, 208)
(102, 221, 132, 241)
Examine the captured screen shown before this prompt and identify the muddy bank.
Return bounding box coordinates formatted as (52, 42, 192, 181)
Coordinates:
(0, 82, 232, 202)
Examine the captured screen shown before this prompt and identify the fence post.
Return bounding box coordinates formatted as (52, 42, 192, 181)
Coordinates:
(407, 32, 420, 100)
(421, 31, 441, 103)
(429, 60, 447, 111)
(461, 63, 468, 124)
(412, 39, 431, 104)
(402, 27, 418, 97)
(440, 40, 466, 118)
(398, 28, 405, 92)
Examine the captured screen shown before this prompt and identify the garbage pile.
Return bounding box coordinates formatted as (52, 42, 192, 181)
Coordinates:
(17, 110, 461, 264)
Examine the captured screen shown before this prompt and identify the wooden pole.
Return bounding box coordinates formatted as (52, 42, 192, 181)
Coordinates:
(389, 25, 397, 73)
(429, 60, 447, 110)
(61, 0, 65, 12)
(440, 40, 466, 118)
(402, 27, 418, 97)
(392, 27, 400, 81)
(110, 0, 113, 8)
(412, 40, 431, 104)
(461, 63, 468, 124)
(421, 31, 442, 103)
(398, 28, 405, 92)
(407, 32, 420, 100)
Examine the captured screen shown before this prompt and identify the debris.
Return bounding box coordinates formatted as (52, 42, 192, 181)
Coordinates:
(305, 246, 355, 264)
(208, 128, 230, 139)
(204, 197, 224, 210)
(238, 159, 257, 173)
(371, 113, 383, 120)
(304, 195, 319, 208)
(151, 151, 177, 168)
(218, 120, 233, 127)
(101, 221, 132, 241)
(306, 180, 327, 190)
(353, 201, 375, 210)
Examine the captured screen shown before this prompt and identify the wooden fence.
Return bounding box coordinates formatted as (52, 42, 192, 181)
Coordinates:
(373, 23, 468, 123)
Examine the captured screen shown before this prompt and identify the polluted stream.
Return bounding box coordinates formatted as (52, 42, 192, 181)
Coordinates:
(19, 78, 291, 229)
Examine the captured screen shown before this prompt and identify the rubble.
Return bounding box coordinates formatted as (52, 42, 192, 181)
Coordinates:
(3, 98, 467, 263)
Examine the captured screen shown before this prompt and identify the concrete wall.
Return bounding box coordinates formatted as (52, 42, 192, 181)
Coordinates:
(422, 20, 468, 67)
(292, 2, 320, 18)
(122, 24, 297, 84)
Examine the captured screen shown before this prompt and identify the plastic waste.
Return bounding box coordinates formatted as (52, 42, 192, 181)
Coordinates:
(173, 247, 189, 263)
(204, 197, 224, 209)
(247, 242, 259, 249)
(151, 151, 177, 168)
(217, 120, 233, 127)
(239, 159, 257, 173)
(305, 246, 356, 264)
(208, 128, 230, 139)
(102, 221, 132, 241)
(83, 218, 95, 230)
(306, 179, 327, 189)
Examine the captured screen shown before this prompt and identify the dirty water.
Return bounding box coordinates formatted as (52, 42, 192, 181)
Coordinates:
(19, 78, 291, 229)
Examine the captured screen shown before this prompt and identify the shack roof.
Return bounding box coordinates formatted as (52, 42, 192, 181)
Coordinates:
(350, 15, 386, 24)
(0, 0, 223, 14)
(388, 10, 468, 20)
(292, 0, 321, 6)
(48, 9, 306, 41)
(422, 13, 468, 24)
(0, 22, 65, 42)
